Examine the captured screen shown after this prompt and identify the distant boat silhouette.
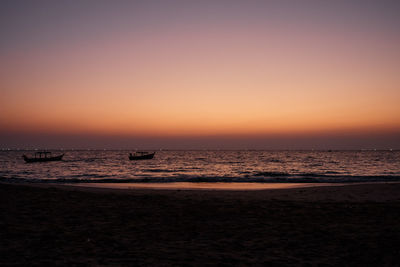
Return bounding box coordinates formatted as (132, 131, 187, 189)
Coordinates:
(129, 151, 155, 160)
(23, 151, 64, 163)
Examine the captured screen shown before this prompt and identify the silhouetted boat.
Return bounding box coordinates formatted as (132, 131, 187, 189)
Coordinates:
(23, 151, 64, 163)
(129, 151, 155, 160)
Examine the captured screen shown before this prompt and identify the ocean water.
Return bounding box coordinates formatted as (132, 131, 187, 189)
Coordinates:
(0, 150, 399, 184)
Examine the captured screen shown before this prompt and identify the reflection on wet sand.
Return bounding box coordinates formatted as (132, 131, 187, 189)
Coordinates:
(71, 182, 344, 190)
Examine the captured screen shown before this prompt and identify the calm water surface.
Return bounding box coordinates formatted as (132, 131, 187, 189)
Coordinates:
(0, 150, 399, 183)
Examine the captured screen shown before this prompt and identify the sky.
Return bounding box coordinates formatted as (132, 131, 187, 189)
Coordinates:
(1, 0, 399, 149)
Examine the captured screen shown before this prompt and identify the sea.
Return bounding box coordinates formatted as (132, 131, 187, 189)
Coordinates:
(0, 150, 399, 185)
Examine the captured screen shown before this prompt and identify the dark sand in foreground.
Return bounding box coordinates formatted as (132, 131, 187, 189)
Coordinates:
(1, 182, 400, 266)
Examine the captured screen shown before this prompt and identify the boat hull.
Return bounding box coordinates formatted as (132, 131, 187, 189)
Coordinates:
(129, 153, 155, 160)
(23, 154, 64, 163)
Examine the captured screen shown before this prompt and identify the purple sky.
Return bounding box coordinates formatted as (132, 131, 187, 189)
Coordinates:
(1, 0, 400, 149)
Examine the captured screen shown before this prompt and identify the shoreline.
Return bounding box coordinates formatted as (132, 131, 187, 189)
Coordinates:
(3, 181, 400, 202)
(69, 181, 345, 191)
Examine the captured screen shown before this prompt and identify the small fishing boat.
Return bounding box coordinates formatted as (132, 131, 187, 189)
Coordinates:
(129, 151, 155, 160)
(23, 151, 64, 163)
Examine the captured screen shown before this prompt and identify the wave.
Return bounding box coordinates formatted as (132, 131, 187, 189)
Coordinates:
(253, 171, 288, 177)
(68, 173, 116, 179)
(143, 168, 191, 173)
(2, 174, 400, 184)
(266, 158, 283, 163)
(143, 169, 177, 173)
(63, 158, 105, 163)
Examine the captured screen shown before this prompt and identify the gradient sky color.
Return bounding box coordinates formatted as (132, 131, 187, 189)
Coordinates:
(1, 0, 400, 149)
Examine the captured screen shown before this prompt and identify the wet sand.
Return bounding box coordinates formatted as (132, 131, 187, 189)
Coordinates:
(1, 182, 400, 266)
(70, 182, 345, 191)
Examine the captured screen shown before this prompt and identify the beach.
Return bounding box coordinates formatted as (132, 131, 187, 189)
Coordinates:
(1, 182, 400, 266)
(2, 0, 400, 265)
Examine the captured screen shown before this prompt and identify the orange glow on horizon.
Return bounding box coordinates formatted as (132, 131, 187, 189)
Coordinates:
(1, 1, 400, 147)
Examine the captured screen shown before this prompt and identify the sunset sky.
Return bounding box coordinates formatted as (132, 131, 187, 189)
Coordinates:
(1, 0, 399, 149)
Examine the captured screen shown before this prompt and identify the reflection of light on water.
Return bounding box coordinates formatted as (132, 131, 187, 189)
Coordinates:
(72, 182, 343, 191)
(1, 150, 400, 182)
